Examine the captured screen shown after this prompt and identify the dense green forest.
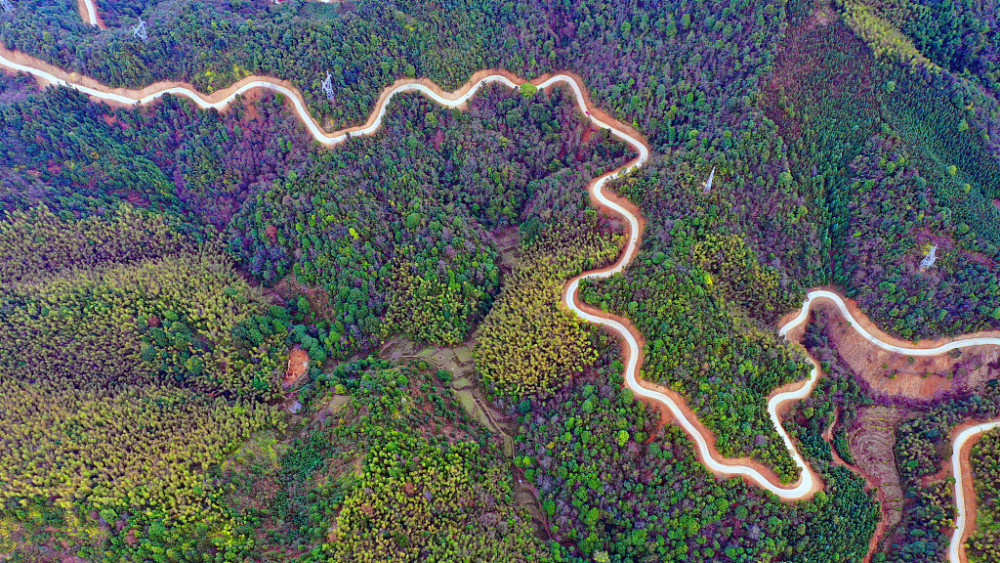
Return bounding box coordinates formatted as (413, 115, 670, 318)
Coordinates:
(968, 428, 1000, 563)
(884, 379, 1000, 562)
(1, 0, 999, 560)
(0, 66, 637, 557)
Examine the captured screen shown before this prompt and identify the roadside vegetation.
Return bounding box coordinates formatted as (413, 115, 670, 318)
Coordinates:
(1, 0, 999, 559)
(969, 429, 1000, 563)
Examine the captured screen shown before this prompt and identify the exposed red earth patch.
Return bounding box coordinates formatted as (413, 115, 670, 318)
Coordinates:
(77, 0, 107, 29)
(283, 347, 310, 388)
(811, 300, 1000, 401)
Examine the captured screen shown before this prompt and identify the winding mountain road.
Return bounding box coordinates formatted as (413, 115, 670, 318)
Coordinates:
(79, 0, 96, 26)
(3, 12, 999, 559)
(784, 292, 1000, 561)
(77, 0, 103, 28)
(950, 422, 1000, 563)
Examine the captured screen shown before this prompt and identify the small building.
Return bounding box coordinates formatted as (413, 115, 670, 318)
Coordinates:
(703, 166, 715, 194)
(920, 244, 938, 270)
(132, 20, 148, 42)
(322, 73, 335, 102)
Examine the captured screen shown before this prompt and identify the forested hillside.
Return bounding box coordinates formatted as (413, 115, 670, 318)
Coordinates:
(968, 428, 1000, 562)
(887, 380, 1000, 562)
(1, 0, 999, 561)
(0, 63, 637, 560)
